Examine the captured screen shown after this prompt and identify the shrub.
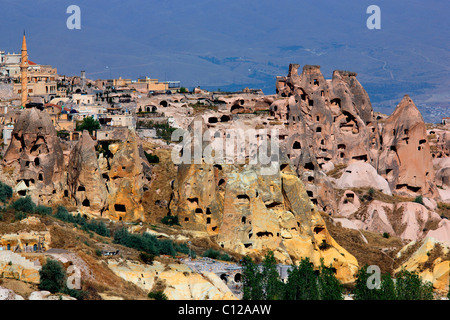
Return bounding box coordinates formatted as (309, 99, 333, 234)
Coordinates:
(318, 240, 331, 250)
(202, 248, 221, 260)
(139, 252, 155, 265)
(413, 195, 424, 205)
(39, 259, 67, 293)
(0, 182, 13, 203)
(36, 205, 52, 216)
(148, 291, 167, 300)
(11, 196, 36, 214)
(161, 215, 180, 226)
(382, 232, 390, 239)
(158, 239, 176, 257)
(55, 206, 72, 222)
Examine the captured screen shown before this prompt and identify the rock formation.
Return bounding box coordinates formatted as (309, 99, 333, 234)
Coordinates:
(396, 237, 450, 293)
(105, 131, 151, 222)
(378, 95, 439, 199)
(0, 107, 65, 205)
(67, 130, 108, 216)
(169, 120, 359, 284)
(271, 64, 381, 214)
(335, 161, 391, 195)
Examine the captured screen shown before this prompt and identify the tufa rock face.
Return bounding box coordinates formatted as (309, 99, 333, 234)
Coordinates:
(273, 64, 381, 214)
(106, 131, 150, 222)
(67, 130, 108, 216)
(1, 108, 65, 205)
(378, 95, 438, 199)
(170, 162, 358, 283)
(169, 121, 359, 283)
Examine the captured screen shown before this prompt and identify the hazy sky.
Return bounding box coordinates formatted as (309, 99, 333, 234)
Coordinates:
(1, 0, 449, 117)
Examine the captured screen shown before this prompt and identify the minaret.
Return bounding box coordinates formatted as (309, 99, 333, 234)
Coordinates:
(20, 31, 29, 107)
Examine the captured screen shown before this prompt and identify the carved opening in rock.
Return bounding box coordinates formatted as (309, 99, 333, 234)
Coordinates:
(386, 169, 393, 178)
(159, 100, 168, 108)
(64, 190, 69, 197)
(218, 179, 226, 187)
(241, 216, 246, 224)
(280, 163, 290, 172)
(195, 208, 203, 214)
(82, 199, 90, 207)
(34, 157, 40, 166)
(237, 194, 250, 203)
(187, 197, 199, 205)
(265, 201, 281, 209)
(390, 146, 397, 152)
(220, 274, 228, 283)
(307, 190, 314, 198)
(338, 144, 346, 150)
(331, 98, 341, 108)
(352, 155, 368, 162)
(234, 273, 242, 282)
(77, 185, 86, 192)
(184, 217, 189, 222)
(309, 100, 314, 107)
(114, 204, 127, 212)
(220, 115, 231, 122)
(38, 173, 43, 181)
(230, 104, 244, 113)
(311, 198, 318, 205)
(214, 164, 222, 171)
(208, 117, 218, 124)
(313, 226, 325, 235)
(212, 226, 217, 231)
(304, 162, 315, 170)
(419, 139, 426, 145)
(256, 231, 273, 238)
(206, 208, 211, 215)
(206, 217, 211, 224)
(308, 176, 314, 183)
(18, 190, 27, 196)
(395, 184, 421, 193)
(293, 141, 301, 149)
(316, 126, 321, 133)
(340, 152, 345, 158)
(313, 79, 319, 86)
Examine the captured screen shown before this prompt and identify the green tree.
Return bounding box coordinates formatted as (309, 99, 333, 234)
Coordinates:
(318, 259, 343, 300)
(76, 116, 100, 135)
(379, 273, 397, 300)
(395, 269, 433, 300)
(241, 255, 264, 300)
(353, 265, 380, 300)
(284, 257, 320, 300)
(39, 259, 67, 293)
(261, 251, 283, 300)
